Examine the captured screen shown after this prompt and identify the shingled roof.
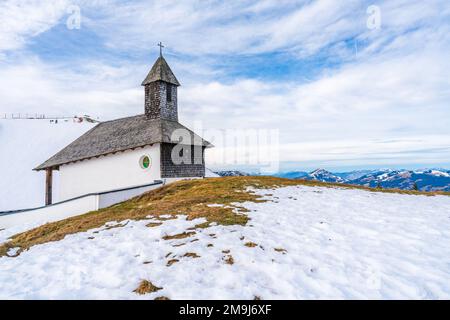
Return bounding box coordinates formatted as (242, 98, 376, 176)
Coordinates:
(141, 56, 180, 86)
(34, 116, 212, 171)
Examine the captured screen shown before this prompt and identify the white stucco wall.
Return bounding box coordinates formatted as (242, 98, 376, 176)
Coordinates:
(0, 195, 99, 229)
(98, 183, 163, 208)
(0, 181, 164, 230)
(59, 144, 161, 201)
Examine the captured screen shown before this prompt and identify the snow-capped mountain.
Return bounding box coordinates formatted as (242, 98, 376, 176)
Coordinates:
(275, 168, 450, 192)
(334, 170, 374, 181)
(304, 169, 345, 183)
(205, 168, 220, 178)
(349, 169, 450, 192)
(214, 170, 250, 177)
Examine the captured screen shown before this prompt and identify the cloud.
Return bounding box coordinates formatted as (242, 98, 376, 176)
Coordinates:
(0, 0, 70, 52)
(79, 0, 366, 57)
(0, 0, 449, 170)
(0, 58, 142, 119)
(184, 45, 450, 167)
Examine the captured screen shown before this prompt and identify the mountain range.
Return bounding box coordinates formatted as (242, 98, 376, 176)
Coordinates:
(280, 168, 450, 192)
(216, 168, 450, 192)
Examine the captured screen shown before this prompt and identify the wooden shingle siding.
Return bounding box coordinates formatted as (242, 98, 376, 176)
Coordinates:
(160, 144, 205, 178)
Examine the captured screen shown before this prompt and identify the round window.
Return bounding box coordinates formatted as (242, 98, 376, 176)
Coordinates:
(139, 155, 151, 169)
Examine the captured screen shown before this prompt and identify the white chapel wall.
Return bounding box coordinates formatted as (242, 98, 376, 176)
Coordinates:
(0, 195, 99, 229)
(59, 144, 161, 201)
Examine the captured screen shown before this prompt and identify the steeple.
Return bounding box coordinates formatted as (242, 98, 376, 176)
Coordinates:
(141, 55, 180, 87)
(142, 46, 180, 121)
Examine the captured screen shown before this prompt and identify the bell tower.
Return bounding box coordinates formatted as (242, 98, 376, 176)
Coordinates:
(142, 43, 180, 121)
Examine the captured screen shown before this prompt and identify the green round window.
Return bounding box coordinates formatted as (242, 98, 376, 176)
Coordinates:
(140, 155, 151, 169)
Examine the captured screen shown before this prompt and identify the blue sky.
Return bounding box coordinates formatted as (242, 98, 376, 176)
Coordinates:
(0, 0, 449, 172)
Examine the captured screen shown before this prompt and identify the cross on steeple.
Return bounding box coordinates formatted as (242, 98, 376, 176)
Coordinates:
(158, 42, 164, 57)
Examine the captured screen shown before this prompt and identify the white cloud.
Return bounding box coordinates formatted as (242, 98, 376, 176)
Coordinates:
(0, 0, 70, 52)
(0, 59, 142, 119)
(80, 0, 366, 56)
(185, 47, 450, 167)
(0, 0, 449, 169)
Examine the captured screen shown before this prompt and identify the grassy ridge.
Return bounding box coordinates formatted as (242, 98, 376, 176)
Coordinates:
(1, 176, 448, 257)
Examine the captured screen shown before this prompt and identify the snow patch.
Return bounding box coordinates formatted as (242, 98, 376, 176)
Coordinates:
(1, 186, 450, 299)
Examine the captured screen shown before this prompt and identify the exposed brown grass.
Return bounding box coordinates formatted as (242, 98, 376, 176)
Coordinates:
(162, 231, 196, 240)
(183, 252, 201, 258)
(188, 222, 211, 230)
(244, 242, 258, 248)
(167, 259, 179, 267)
(154, 296, 170, 300)
(133, 280, 162, 295)
(1, 176, 448, 257)
(274, 248, 287, 254)
(224, 254, 234, 265)
(104, 222, 129, 230)
(146, 222, 162, 228)
(172, 243, 186, 247)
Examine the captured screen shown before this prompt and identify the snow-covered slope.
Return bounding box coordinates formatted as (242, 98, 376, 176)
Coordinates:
(305, 169, 345, 183)
(214, 170, 249, 177)
(205, 168, 220, 177)
(1, 184, 449, 299)
(0, 120, 95, 211)
(334, 170, 374, 181)
(278, 168, 450, 192)
(349, 169, 450, 192)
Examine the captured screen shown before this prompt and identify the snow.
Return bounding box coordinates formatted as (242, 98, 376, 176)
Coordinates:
(430, 170, 450, 177)
(0, 120, 95, 211)
(0, 219, 59, 244)
(1, 185, 450, 299)
(205, 168, 220, 178)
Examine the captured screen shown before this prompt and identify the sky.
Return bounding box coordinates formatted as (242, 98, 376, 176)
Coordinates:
(0, 0, 449, 172)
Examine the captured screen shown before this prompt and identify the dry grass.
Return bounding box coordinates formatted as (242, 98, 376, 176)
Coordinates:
(224, 254, 234, 265)
(188, 222, 210, 230)
(1, 176, 448, 257)
(104, 222, 129, 230)
(183, 252, 201, 258)
(244, 242, 258, 248)
(162, 231, 196, 240)
(274, 248, 287, 254)
(167, 259, 179, 267)
(146, 222, 162, 228)
(172, 243, 186, 247)
(133, 280, 162, 295)
(154, 296, 170, 300)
